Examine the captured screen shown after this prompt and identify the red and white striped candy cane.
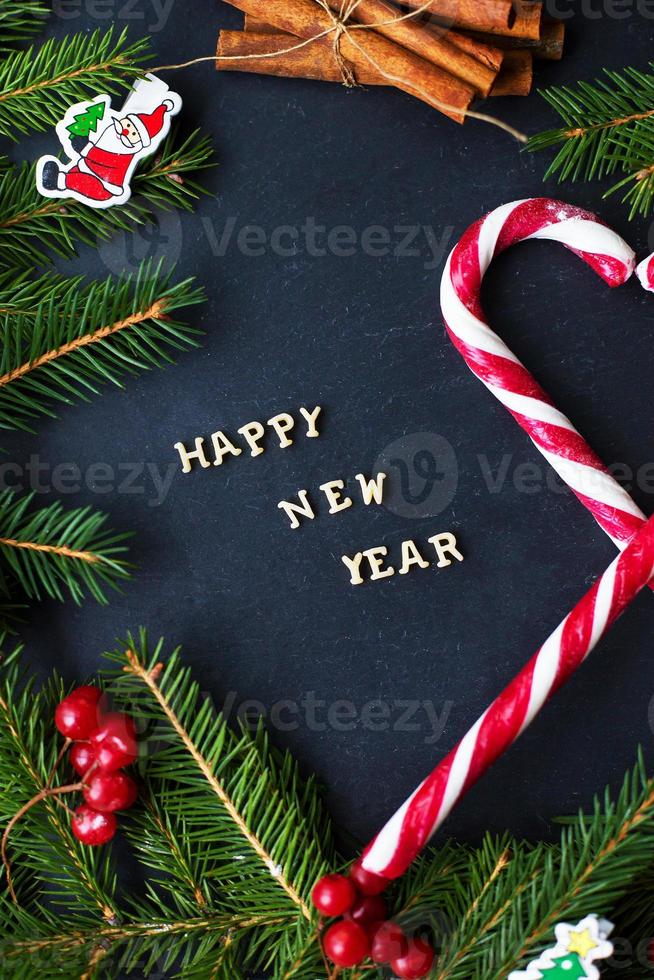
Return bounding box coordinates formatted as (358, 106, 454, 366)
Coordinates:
(361, 511, 654, 880)
(637, 252, 654, 292)
(441, 198, 643, 549)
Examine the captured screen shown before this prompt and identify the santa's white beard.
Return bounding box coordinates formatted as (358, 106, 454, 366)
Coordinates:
(92, 123, 141, 155)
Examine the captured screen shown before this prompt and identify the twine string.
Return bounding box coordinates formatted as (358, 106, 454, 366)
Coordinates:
(151, 0, 529, 142)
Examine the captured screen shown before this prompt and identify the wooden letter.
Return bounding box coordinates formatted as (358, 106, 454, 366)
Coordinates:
(299, 405, 322, 438)
(278, 489, 315, 529)
(363, 546, 395, 581)
(319, 479, 353, 515)
(267, 412, 295, 448)
(238, 420, 266, 457)
(211, 431, 243, 466)
(399, 539, 430, 575)
(174, 437, 211, 474)
(428, 532, 464, 568)
(342, 551, 365, 585)
(355, 472, 387, 506)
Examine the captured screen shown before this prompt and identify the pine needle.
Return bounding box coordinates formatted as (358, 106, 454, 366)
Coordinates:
(0, 0, 48, 52)
(529, 64, 654, 218)
(0, 491, 130, 604)
(0, 27, 150, 139)
(0, 128, 215, 270)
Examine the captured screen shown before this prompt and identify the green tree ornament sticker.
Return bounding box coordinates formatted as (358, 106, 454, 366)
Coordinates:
(66, 99, 105, 138)
(539, 954, 589, 979)
(508, 916, 614, 980)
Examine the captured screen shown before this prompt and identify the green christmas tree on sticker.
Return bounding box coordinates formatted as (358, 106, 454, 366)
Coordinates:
(66, 100, 105, 138)
(538, 953, 590, 979)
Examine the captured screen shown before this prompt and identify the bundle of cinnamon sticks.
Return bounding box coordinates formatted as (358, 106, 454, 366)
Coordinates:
(216, 0, 564, 124)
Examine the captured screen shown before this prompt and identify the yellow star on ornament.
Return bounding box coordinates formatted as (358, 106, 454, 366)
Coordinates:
(567, 928, 597, 959)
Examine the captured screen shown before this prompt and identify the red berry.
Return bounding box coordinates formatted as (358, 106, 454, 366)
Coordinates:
(370, 921, 408, 964)
(71, 805, 117, 846)
(348, 895, 388, 929)
(69, 741, 97, 776)
(391, 937, 436, 979)
(323, 920, 370, 968)
(83, 772, 138, 813)
(90, 713, 138, 772)
(349, 860, 388, 896)
(55, 686, 104, 740)
(312, 874, 356, 917)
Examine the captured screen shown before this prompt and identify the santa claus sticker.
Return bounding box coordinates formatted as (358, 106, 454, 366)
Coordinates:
(36, 74, 182, 209)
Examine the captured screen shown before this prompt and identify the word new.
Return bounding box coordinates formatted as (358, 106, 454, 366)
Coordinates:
(174, 406, 322, 473)
(279, 472, 387, 529)
(343, 533, 464, 586)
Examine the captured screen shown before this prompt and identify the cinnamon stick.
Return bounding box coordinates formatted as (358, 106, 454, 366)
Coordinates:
(320, 0, 499, 97)
(244, 11, 506, 86)
(218, 29, 382, 84)
(475, 3, 543, 40)
(223, 0, 476, 123)
(490, 50, 532, 96)
(463, 18, 563, 60)
(218, 28, 533, 103)
(446, 31, 504, 74)
(243, 14, 282, 34)
(401, 0, 515, 33)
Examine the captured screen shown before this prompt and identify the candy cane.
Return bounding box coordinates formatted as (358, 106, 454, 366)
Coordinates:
(637, 252, 654, 292)
(361, 511, 654, 879)
(441, 198, 644, 550)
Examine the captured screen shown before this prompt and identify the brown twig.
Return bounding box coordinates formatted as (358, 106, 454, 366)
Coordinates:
(0, 299, 167, 390)
(0, 538, 102, 563)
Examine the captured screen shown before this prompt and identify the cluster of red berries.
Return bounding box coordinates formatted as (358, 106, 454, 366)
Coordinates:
(54, 685, 139, 846)
(311, 862, 435, 978)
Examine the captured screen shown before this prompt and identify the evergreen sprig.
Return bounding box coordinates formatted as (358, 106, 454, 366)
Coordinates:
(529, 65, 654, 218)
(0, 129, 214, 270)
(0, 262, 205, 433)
(0, 28, 150, 139)
(2, 639, 654, 978)
(0, 491, 130, 604)
(104, 634, 334, 977)
(0, 0, 48, 52)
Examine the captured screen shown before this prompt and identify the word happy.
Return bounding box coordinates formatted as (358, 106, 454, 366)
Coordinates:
(174, 406, 322, 473)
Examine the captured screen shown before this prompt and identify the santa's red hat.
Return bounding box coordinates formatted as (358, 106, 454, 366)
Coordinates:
(127, 99, 174, 148)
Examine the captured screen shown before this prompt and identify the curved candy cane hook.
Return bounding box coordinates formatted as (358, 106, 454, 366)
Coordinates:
(441, 198, 645, 550)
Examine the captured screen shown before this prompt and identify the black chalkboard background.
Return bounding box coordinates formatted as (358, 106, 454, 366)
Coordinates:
(7, 0, 654, 855)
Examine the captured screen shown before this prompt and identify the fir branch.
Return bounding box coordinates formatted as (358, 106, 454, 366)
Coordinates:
(0, 646, 118, 920)
(103, 634, 336, 976)
(0, 262, 204, 433)
(0, 491, 130, 604)
(0, 28, 150, 139)
(529, 65, 654, 217)
(0, 129, 214, 270)
(0, 0, 48, 52)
